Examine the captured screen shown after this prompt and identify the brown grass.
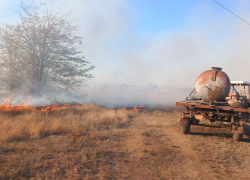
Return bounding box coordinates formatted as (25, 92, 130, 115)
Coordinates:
(1, 106, 250, 179)
(0, 106, 133, 179)
(0, 105, 131, 142)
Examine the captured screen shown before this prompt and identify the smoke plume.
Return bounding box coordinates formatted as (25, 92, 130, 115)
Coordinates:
(1, 0, 250, 106)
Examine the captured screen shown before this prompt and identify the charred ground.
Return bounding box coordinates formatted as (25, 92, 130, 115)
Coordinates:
(0, 106, 250, 180)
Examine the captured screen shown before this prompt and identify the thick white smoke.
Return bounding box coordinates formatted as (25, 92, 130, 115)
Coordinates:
(1, 0, 250, 106)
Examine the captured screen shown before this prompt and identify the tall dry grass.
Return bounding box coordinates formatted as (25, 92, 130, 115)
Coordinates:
(0, 105, 131, 142)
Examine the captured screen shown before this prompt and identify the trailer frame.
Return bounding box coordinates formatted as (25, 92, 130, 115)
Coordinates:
(176, 100, 249, 141)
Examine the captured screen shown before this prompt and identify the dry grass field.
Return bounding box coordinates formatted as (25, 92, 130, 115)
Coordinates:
(0, 105, 250, 179)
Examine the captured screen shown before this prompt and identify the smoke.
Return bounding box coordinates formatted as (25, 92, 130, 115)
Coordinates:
(1, 0, 250, 107)
(83, 83, 192, 108)
(61, 0, 250, 87)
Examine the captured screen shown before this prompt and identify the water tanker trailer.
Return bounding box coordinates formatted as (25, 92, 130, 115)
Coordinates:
(176, 67, 250, 141)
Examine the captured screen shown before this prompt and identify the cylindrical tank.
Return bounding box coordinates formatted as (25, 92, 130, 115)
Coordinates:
(195, 67, 231, 101)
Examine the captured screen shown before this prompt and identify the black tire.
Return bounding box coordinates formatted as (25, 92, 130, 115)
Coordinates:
(233, 133, 243, 141)
(179, 118, 191, 134)
(181, 125, 190, 134)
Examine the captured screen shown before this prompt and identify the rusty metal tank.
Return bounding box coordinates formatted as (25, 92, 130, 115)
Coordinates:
(195, 67, 231, 101)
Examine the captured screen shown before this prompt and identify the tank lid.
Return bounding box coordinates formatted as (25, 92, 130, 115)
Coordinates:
(211, 67, 222, 71)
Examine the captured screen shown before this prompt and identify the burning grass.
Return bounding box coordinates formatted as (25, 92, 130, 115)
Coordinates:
(0, 106, 250, 179)
(0, 105, 131, 142)
(0, 97, 94, 112)
(0, 103, 133, 179)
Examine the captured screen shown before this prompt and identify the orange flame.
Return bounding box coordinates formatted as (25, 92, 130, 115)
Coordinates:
(123, 105, 146, 111)
(0, 97, 93, 112)
(3, 97, 11, 107)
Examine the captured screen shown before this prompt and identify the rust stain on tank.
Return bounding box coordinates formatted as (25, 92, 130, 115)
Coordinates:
(195, 67, 230, 101)
(196, 70, 213, 85)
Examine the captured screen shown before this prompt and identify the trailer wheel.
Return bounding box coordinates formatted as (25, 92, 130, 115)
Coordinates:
(179, 119, 190, 134)
(233, 133, 243, 141)
(181, 126, 190, 134)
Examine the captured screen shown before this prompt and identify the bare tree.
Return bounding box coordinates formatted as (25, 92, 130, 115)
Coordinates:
(0, 1, 94, 95)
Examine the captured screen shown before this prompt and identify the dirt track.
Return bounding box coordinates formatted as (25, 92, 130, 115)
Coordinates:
(1, 109, 250, 179)
(113, 110, 250, 180)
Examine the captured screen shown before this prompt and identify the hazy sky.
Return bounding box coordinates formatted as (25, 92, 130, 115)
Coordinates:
(1, 0, 250, 88)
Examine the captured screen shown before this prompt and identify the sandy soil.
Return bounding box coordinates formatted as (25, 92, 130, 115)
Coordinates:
(1, 108, 250, 179)
(109, 109, 250, 180)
